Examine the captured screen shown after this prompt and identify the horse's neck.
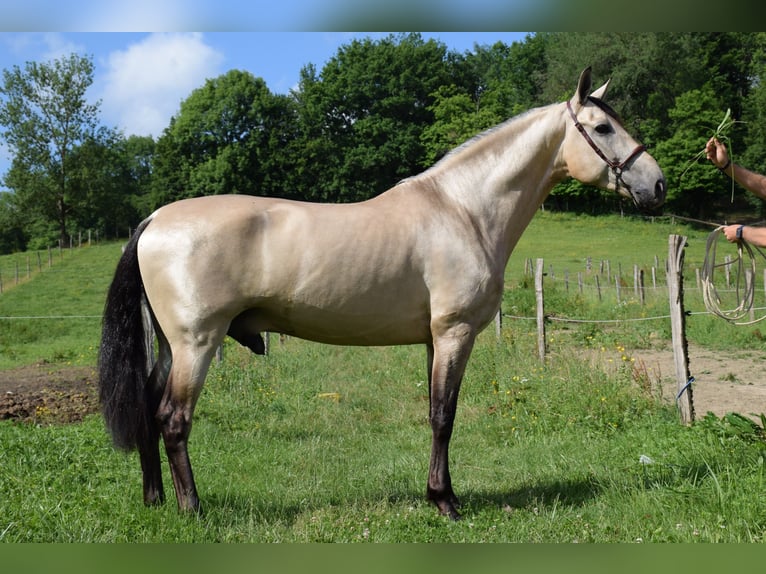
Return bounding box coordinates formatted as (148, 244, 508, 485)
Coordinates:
(428, 103, 568, 263)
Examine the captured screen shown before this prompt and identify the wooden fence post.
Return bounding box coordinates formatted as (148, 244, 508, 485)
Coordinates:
(535, 258, 546, 362)
(595, 275, 601, 301)
(667, 234, 695, 424)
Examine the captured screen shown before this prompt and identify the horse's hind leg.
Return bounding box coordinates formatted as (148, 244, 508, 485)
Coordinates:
(156, 343, 216, 512)
(138, 366, 165, 506)
(138, 334, 171, 506)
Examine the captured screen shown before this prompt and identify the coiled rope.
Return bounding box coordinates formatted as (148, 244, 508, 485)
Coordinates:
(700, 225, 766, 324)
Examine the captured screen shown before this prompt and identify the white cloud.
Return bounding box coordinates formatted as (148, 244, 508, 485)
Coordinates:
(99, 33, 224, 138)
(40, 33, 85, 62)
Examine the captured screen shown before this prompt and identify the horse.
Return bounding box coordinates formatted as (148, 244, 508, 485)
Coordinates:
(98, 67, 666, 520)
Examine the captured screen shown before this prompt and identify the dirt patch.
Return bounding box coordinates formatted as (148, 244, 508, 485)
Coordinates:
(604, 343, 766, 422)
(0, 363, 99, 425)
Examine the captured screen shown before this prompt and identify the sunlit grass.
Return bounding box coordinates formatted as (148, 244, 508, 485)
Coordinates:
(0, 242, 122, 368)
(2, 329, 765, 541)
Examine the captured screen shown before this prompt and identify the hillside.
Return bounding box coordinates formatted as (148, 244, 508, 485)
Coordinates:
(0, 241, 123, 369)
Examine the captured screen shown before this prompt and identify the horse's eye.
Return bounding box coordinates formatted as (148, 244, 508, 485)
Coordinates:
(595, 123, 612, 135)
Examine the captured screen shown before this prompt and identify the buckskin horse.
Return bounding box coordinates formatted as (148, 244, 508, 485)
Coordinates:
(98, 67, 666, 520)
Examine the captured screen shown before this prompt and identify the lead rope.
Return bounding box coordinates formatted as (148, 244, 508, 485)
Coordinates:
(700, 226, 766, 325)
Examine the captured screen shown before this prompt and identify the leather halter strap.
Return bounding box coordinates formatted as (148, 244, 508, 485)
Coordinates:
(566, 100, 646, 179)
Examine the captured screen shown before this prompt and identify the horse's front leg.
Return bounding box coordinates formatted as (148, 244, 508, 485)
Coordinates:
(426, 327, 475, 520)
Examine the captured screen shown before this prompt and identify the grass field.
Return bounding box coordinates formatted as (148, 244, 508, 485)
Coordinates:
(0, 243, 118, 368)
(1, 212, 766, 542)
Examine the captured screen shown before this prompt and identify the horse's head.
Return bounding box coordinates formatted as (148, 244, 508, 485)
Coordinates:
(562, 67, 666, 212)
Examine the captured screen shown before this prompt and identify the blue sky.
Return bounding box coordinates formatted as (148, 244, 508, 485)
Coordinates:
(0, 32, 529, 183)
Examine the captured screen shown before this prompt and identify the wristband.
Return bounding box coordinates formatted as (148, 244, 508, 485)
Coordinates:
(719, 158, 731, 172)
(736, 225, 744, 240)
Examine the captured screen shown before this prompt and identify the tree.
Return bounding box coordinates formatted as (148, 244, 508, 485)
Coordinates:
(295, 33, 453, 202)
(122, 135, 156, 218)
(421, 35, 548, 166)
(66, 130, 146, 239)
(0, 53, 103, 246)
(0, 192, 25, 253)
(150, 69, 298, 208)
(420, 84, 498, 166)
(653, 85, 732, 218)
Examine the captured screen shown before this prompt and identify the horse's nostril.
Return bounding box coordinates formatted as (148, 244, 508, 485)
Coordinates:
(656, 179, 667, 203)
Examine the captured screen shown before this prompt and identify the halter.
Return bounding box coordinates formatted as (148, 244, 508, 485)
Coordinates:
(566, 99, 646, 194)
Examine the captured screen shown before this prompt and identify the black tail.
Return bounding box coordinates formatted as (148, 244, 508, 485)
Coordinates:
(98, 218, 153, 451)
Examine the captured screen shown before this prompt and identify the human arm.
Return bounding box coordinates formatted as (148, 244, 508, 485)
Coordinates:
(721, 224, 766, 247)
(706, 137, 766, 200)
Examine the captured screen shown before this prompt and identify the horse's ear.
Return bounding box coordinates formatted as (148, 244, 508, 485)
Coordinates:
(575, 66, 592, 106)
(590, 78, 611, 101)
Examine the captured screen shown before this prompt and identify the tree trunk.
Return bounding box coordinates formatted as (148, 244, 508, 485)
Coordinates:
(58, 195, 68, 248)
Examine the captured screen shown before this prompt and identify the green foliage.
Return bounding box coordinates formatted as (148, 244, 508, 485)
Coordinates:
(150, 70, 298, 207)
(420, 85, 498, 165)
(697, 411, 766, 445)
(421, 35, 546, 168)
(294, 33, 454, 202)
(653, 86, 732, 217)
(0, 54, 109, 247)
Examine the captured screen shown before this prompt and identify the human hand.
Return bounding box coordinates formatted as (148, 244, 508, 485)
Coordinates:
(721, 224, 743, 242)
(705, 137, 730, 169)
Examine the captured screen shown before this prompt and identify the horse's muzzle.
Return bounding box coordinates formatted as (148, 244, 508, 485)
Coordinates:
(634, 176, 667, 213)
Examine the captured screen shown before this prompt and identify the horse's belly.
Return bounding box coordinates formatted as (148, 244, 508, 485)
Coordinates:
(257, 300, 432, 346)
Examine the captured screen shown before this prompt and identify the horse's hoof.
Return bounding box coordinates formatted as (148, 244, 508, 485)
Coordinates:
(434, 499, 462, 520)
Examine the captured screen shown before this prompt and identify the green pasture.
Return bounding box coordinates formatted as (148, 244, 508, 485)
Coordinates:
(1, 212, 766, 542)
(0, 242, 120, 368)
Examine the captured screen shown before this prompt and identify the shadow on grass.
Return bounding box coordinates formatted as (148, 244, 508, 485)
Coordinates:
(197, 475, 602, 526)
(462, 476, 602, 513)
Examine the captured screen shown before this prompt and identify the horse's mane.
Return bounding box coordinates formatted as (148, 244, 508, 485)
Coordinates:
(430, 106, 541, 168)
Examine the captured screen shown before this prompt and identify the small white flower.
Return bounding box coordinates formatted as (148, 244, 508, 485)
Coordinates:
(639, 454, 654, 465)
